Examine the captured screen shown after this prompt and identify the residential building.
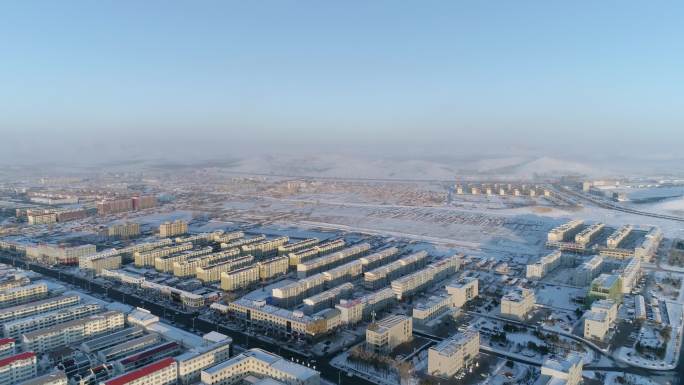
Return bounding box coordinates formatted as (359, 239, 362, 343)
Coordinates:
(413, 294, 453, 326)
(257, 256, 289, 280)
(0, 352, 37, 385)
(0, 339, 14, 359)
(537, 353, 583, 385)
(277, 239, 319, 256)
(619, 257, 641, 294)
(21, 311, 124, 354)
(220, 265, 260, 291)
(197, 255, 254, 283)
(427, 330, 480, 377)
(500, 287, 535, 319)
(79, 250, 122, 274)
(131, 196, 157, 211)
(0, 283, 49, 308)
(587, 274, 623, 303)
(446, 277, 479, 307)
(287, 239, 345, 266)
(547, 220, 583, 242)
(575, 223, 605, 246)
(303, 283, 353, 315)
(297, 243, 370, 278)
(271, 274, 326, 308)
(200, 348, 320, 385)
(176, 334, 232, 384)
(358, 247, 400, 271)
(365, 315, 412, 354)
(101, 357, 177, 385)
(391, 255, 462, 300)
(364, 251, 428, 289)
(17, 370, 68, 385)
(335, 288, 396, 325)
(134, 242, 193, 267)
(526, 251, 561, 280)
(573, 255, 604, 286)
(154, 246, 214, 273)
(584, 299, 618, 341)
(2, 303, 102, 339)
(228, 299, 326, 339)
(97, 199, 133, 215)
(26, 244, 96, 265)
(607, 225, 633, 248)
(27, 212, 57, 225)
(105, 223, 141, 240)
(172, 249, 240, 278)
(0, 295, 80, 326)
(241, 237, 289, 259)
(159, 220, 188, 238)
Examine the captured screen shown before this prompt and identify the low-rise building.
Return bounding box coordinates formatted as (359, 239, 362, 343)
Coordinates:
(0, 295, 80, 325)
(17, 370, 67, 385)
(177, 333, 232, 384)
(391, 255, 462, 300)
(228, 299, 325, 339)
(365, 315, 412, 354)
(200, 348, 320, 385)
(427, 330, 479, 377)
(0, 283, 49, 308)
(335, 288, 396, 325)
(587, 274, 622, 303)
(220, 265, 260, 291)
(584, 299, 618, 341)
(0, 352, 37, 385)
(2, 303, 102, 339)
(548, 220, 583, 243)
(413, 294, 453, 325)
(446, 277, 478, 307)
(537, 353, 583, 385)
(101, 357, 177, 385)
(21, 311, 124, 354)
(159, 220, 188, 238)
(526, 250, 561, 280)
(500, 287, 535, 320)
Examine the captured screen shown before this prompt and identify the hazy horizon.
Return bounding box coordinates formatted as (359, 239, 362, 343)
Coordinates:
(1, 1, 683, 167)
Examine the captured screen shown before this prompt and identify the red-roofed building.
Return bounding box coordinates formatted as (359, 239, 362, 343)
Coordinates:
(101, 357, 177, 385)
(0, 338, 15, 358)
(0, 351, 37, 384)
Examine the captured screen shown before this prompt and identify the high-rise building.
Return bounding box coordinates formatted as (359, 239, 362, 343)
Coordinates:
(159, 220, 188, 238)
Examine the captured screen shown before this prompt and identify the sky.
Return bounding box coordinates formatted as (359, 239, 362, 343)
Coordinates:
(0, 1, 683, 165)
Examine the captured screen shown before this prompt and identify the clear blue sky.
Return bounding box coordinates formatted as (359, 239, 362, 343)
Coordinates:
(1, 1, 682, 162)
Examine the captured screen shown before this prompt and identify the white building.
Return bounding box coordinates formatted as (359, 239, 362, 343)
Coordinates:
(446, 277, 479, 307)
(2, 303, 102, 339)
(500, 287, 535, 320)
(548, 220, 583, 243)
(0, 352, 37, 385)
(537, 352, 583, 385)
(200, 348, 320, 385)
(526, 251, 561, 280)
(101, 357, 177, 385)
(0, 283, 48, 308)
(365, 314, 412, 354)
(176, 333, 232, 384)
(427, 330, 480, 377)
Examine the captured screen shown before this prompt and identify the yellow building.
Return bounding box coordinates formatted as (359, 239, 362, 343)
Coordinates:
(365, 314, 412, 354)
(500, 287, 535, 320)
(159, 220, 188, 238)
(427, 330, 480, 377)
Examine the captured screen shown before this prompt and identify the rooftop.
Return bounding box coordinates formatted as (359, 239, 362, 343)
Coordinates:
(203, 348, 318, 381)
(104, 357, 176, 385)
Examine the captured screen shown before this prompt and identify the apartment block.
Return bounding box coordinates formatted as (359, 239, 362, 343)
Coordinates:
(547, 220, 583, 242)
(0, 295, 80, 326)
(197, 255, 254, 283)
(0, 352, 37, 385)
(335, 288, 396, 325)
(79, 251, 122, 274)
(159, 220, 188, 238)
(584, 299, 618, 341)
(446, 277, 478, 307)
(257, 256, 289, 280)
(17, 370, 67, 385)
(526, 250, 561, 280)
(427, 330, 480, 377)
(3, 303, 102, 339)
(277, 238, 319, 256)
(500, 287, 535, 320)
(391, 254, 462, 300)
(220, 265, 260, 291)
(200, 348, 320, 385)
(241, 237, 289, 259)
(0, 283, 49, 308)
(101, 357, 177, 385)
(134, 242, 193, 267)
(364, 251, 428, 290)
(297, 243, 370, 278)
(176, 334, 232, 384)
(21, 311, 124, 354)
(359, 247, 400, 270)
(587, 274, 622, 303)
(303, 283, 353, 315)
(573, 255, 604, 286)
(575, 223, 605, 246)
(413, 294, 453, 325)
(538, 353, 583, 385)
(365, 315, 412, 354)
